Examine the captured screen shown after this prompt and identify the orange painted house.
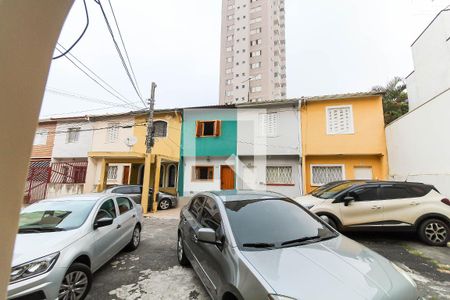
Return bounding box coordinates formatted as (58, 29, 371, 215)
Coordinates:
(300, 92, 389, 193)
(30, 120, 57, 161)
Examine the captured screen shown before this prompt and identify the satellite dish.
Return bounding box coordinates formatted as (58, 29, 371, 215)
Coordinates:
(124, 136, 137, 147)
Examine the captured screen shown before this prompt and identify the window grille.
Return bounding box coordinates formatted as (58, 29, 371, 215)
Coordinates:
(266, 166, 293, 184)
(311, 165, 344, 186)
(259, 113, 278, 137)
(326, 106, 354, 135)
(106, 123, 120, 143)
(107, 166, 118, 180)
(153, 121, 168, 137)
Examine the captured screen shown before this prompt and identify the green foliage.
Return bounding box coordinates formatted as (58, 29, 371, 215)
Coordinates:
(372, 77, 409, 125)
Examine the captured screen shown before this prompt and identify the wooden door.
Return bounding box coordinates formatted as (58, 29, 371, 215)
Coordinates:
(221, 166, 235, 190)
(122, 166, 130, 184)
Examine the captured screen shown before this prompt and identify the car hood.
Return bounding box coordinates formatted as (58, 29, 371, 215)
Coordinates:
(242, 236, 417, 300)
(294, 194, 327, 207)
(12, 230, 84, 267)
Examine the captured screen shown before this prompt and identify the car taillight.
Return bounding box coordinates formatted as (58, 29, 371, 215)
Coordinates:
(441, 198, 450, 206)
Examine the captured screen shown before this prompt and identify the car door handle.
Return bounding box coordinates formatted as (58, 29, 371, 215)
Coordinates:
(132, 214, 136, 218)
(371, 205, 382, 210)
(117, 224, 121, 229)
(410, 202, 419, 206)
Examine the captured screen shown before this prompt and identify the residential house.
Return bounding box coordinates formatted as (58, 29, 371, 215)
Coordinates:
(386, 8, 450, 196)
(86, 109, 182, 212)
(25, 120, 57, 203)
(236, 100, 302, 198)
(179, 106, 237, 196)
(300, 92, 388, 193)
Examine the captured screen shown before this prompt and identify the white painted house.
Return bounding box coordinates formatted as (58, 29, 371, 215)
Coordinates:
(386, 8, 450, 196)
(237, 100, 302, 198)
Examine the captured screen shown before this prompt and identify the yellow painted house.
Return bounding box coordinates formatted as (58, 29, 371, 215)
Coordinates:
(300, 92, 388, 193)
(85, 109, 182, 212)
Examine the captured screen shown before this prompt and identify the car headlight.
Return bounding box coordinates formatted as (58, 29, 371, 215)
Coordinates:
(391, 262, 416, 288)
(10, 252, 59, 284)
(268, 294, 297, 300)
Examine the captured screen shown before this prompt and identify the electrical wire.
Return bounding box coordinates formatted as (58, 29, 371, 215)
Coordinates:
(41, 101, 142, 118)
(46, 87, 127, 107)
(95, 0, 146, 107)
(55, 46, 141, 110)
(35, 121, 147, 136)
(53, 0, 89, 60)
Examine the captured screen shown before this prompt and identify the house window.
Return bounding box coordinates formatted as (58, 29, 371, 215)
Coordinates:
(266, 166, 293, 185)
(107, 166, 118, 180)
(311, 165, 345, 186)
(250, 50, 262, 57)
(193, 166, 214, 181)
(167, 164, 177, 187)
(250, 39, 262, 46)
(250, 27, 262, 35)
(33, 129, 48, 145)
(259, 112, 278, 137)
(153, 121, 167, 138)
(326, 105, 354, 135)
(66, 127, 80, 143)
(106, 123, 119, 143)
(251, 62, 261, 69)
(226, 57, 233, 63)
(196, 120, 221, 137)
(250, 74, 262, 81)
(251, 86, 262, 93)
(226, 68, 232, 74)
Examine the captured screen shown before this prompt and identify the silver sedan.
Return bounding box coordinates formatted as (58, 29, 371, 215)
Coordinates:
(177, 191, 420, 300)
(8, 193, 143, 300)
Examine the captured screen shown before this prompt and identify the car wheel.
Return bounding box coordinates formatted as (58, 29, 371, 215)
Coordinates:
(159, 198, 171, 210)
(58, 263, 92, 300)
(419, 218, 449, 246)
(125, 225, 141, 251)
(327, 218, 338, 230)
(177, 234, 190, 267)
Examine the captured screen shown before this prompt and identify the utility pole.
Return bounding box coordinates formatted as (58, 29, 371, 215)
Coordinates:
(146, 82, 157, 153)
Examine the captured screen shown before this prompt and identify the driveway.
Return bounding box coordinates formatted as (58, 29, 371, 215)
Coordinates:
(87, 216, 450, 300)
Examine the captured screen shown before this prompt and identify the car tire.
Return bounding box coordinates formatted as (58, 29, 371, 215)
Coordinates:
(418, 218, 449, 246)
(177, 233, 190, 267)
(327, 218, 338, 230)
(159, 198, 171, 210)
(58, 263, 92, 300)
(125, 225, 141, 251)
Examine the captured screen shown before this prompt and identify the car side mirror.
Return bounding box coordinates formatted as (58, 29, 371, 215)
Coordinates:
(344, 196, 355, 206)
(197, 228, 221, 245)
(94, 217, 113, 229)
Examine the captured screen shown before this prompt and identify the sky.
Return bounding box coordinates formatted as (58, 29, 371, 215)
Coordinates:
(40, 0, 450, 118)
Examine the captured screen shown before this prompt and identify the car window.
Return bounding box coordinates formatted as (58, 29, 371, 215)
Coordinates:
(225, 199, 336, 250)
(312, 181, 364, 199)
(200, 197, 222, 232)
(189, 197, 205, 220)
(404, 184, 432, 197)
(349, 186, 379, 201)
(114, 186, 136, 194)
(116, 197, 133, 214)
(96, 199, 117, 221)
(380, 185, 413, 200)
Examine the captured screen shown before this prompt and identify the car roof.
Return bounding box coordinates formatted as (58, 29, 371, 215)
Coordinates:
(39, 193, 116, 203)
(205, 190, 287, 202)
(330, 180, 432, 187)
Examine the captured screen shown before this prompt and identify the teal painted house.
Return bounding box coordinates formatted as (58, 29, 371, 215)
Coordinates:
(178, 106, 237, 196)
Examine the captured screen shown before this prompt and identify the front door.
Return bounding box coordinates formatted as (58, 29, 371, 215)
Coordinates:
(122, 166, 130, 184)
(220, 165, 235, 190)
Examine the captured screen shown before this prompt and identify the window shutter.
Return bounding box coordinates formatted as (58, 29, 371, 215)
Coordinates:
(195, 121, 203, 137)
(214, 120, 221, 136)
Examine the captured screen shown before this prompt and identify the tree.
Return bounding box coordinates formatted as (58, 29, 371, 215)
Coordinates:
(372, 77, 409, 125)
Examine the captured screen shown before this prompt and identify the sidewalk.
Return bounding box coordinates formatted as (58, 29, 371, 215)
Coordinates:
(143, 196, 190, 220)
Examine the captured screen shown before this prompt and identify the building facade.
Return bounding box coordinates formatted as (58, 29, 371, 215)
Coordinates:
(386, 8, 450, 196)
(219, 0, 286, 105)
(300, 93, 388, 193)
(236, 100, 302, 198)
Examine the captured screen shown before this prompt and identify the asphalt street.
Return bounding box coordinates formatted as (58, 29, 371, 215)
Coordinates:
(87, 216, 450, 300)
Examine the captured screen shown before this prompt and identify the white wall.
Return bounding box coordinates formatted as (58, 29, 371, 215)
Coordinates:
(237, 104, 301, 156)
(52, 121, 93, 158)
(91, 116, 134, 152)
(408, 10, 450, 110)
(237, 156, 302, 198)
(183, 156, 235, 196)
(386, 90, 450, 196)
(46, 183, 84, 199)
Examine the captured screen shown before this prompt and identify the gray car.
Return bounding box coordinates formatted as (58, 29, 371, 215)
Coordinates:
(8, 193, 143, 300)
(105, 185, 178, 211)
(177, 191, 420, 300)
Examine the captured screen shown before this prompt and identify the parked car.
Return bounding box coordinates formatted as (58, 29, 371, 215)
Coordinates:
(295, 180, 450, 246)
(8, 194, 142, 300)
(105, 184, 178, 211)
(177, 191, 419, 300)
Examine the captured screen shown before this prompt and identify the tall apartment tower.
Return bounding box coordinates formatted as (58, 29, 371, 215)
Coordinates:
(219, 0, 287, 105)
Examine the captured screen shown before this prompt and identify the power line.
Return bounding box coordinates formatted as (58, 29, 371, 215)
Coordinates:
(95, 0, 146, 107)
(46, 87, 126, 107)
(56, 43, 138, 108)
(55, 46, 141, 110)
(41, 100, 142, 118)
(36, 121, 147, 136)
(106, 0, 142, 98)
(53, 0, 89, 60)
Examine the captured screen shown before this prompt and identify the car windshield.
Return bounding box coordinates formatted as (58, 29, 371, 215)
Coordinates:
(19, 201, 96, 232)
(312, 181, 362, 199)
(225, 198, 337, 250)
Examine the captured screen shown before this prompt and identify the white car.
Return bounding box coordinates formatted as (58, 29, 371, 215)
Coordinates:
(295, 181, 450, 246)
